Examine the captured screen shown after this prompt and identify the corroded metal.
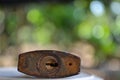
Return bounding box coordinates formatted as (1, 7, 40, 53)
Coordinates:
(18, 50, 80, 78)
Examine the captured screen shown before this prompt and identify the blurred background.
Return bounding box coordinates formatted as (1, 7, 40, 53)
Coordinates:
(0, 0, 120, 80)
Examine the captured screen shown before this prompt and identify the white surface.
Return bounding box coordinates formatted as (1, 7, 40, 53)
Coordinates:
(0, 68, 103, 80)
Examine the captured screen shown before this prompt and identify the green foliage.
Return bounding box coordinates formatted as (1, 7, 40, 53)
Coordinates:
(32, 24, 54, 44)
(6, 13, 18, 35)
(27, 8, 44, 25)
(1, 0, 120, 64)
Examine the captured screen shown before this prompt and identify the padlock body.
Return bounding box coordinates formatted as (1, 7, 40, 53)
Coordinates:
(18, 50, 80, 78)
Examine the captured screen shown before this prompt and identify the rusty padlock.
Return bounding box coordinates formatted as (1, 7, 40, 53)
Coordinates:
(18, 50, 80, 78)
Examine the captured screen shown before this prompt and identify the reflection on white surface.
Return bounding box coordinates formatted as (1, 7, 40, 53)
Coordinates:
(0, 67, 103, 80)
(0, 67, 25, 77)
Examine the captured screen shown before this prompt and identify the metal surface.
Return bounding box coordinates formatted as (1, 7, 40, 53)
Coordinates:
(18, 50, 80, 78)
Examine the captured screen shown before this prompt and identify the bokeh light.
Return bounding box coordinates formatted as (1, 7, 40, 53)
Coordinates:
(27, 8, 44, 25)
(90, 1, 105, 17)
(111, 1, 120, 15)
(17, 25, 31, 43)
(77, 21, 93, 39)
(115, 15, 120, 27)
(32, 22, 55, 45)
(92, 25, 104, 39)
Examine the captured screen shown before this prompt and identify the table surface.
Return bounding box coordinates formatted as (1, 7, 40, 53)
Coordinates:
(0, 67, 103, 80)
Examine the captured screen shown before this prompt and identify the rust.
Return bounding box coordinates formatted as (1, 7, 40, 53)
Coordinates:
(18, 50, 80, 78)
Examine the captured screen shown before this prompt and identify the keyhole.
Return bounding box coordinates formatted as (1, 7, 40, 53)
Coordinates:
(46, 63, 58, 67)
(45, 59, 58, 70)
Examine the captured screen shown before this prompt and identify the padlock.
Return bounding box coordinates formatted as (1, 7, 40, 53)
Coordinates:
(18, 50, 80, 78)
